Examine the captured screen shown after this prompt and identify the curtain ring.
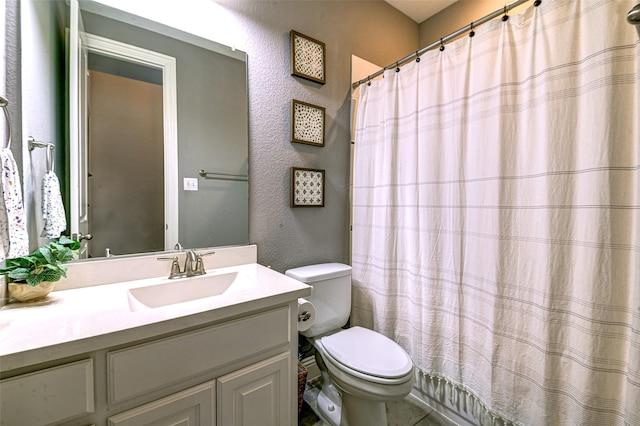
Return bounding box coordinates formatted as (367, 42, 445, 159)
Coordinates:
(534, 0, 541, 6)
(502, 5, 509, 21)
(439, 38, 445, 52)
(367, 76, 371, 86)
(415, 51, 421, 63)
(395, 61, 400, 72)
(469, 22, 475, 37)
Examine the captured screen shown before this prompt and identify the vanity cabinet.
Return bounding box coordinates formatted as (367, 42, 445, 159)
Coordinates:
(107, 307, 290, 404)
(106, 306, 293, 426)
(1, 303, 298, 426)
(0, 254, 310, 426)
(108, 352, 291, 426)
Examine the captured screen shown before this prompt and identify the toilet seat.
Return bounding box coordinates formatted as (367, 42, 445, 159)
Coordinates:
(319, 327, 413, 383)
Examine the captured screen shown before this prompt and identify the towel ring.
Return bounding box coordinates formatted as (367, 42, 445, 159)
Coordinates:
(28, 136, 56, 172)
(46, 145, 55, 173)
(0, 96, 11, 149)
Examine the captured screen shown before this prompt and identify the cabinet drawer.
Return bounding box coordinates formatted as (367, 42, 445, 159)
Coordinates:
(108, 306, 289, 403)
(0, 359, 94, 426)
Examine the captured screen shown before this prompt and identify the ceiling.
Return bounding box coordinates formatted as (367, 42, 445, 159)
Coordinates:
(384, 0, 458, 23)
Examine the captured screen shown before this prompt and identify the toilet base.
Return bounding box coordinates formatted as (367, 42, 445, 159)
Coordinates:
(317, 384, 342, 426)
(316, 385, 389, 426)
(341, 392, 388, 426)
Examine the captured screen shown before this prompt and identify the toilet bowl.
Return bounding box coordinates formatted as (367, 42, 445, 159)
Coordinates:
(312, 326, 415, 426)
(286, 263, 415, 426)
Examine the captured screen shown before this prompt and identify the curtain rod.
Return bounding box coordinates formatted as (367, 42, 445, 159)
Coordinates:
(352, 0, 536, 89)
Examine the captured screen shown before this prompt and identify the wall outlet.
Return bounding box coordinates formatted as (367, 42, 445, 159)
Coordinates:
(183, 177, 198, 191)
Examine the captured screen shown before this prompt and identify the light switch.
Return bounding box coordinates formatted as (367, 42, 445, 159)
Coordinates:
(183, 177, 198, 191)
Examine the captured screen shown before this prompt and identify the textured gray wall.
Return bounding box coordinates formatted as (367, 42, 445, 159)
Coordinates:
(220, 1, 419, 272)
(3, 0, 21, 170)
(9, 0, 64, 252)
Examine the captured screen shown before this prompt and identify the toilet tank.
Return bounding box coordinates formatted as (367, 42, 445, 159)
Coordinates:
(285, 263, 352, 338)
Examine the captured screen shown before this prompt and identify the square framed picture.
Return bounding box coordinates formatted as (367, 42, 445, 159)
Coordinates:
(290, 30, 326, 85)
(291, 100, 325, 147)
(291, 167, 325, 208)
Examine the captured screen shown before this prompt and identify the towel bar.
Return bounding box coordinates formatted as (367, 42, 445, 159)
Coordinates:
(198, 169, 248, 182)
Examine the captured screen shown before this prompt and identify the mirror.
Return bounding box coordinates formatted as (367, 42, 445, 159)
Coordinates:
(35, 0, 249, 259)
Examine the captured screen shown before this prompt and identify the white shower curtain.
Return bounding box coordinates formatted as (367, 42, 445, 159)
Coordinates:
(351, 1, 639, 425)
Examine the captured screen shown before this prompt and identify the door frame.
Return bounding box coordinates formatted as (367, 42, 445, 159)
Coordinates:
(81, 33, 179, 251)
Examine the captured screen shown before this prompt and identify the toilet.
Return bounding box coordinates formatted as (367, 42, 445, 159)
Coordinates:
(286, 263, 414, 426)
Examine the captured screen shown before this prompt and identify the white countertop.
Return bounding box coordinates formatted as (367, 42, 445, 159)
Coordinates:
(0, 263, 310, 372)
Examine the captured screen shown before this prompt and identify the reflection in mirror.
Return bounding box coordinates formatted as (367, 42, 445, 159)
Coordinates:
(88, 54, 165, 256)
(70, 26, 179, 258)
(63, 1, 250, 259)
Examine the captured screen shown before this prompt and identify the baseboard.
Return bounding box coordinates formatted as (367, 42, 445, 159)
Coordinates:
(301, 355, 321, 384)
(409, 388, 478, 426)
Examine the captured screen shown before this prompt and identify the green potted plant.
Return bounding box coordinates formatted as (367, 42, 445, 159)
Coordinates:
(0, 236, 80, 302)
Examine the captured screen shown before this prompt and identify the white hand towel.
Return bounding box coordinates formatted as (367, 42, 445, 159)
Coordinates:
(0, 148, 29, 260)
(41, 170, 67, 239)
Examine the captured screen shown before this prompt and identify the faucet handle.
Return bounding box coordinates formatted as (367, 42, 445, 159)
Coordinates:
(194, 251, 216, 275)
(157, 255, 183, 279)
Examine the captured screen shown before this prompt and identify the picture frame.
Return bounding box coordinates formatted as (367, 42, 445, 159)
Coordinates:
(290, 30, 326, 85)
(291, 167, 325, 208)
(291, 99, 325, 147)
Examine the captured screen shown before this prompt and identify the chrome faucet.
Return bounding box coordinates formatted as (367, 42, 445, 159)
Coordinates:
(158, 246, 216, 279)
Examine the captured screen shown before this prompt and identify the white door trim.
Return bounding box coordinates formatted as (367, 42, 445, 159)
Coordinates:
(83, 32, 179, 251)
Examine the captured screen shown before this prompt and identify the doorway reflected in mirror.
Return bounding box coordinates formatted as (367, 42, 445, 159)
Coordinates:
(88, 54, 165, 257)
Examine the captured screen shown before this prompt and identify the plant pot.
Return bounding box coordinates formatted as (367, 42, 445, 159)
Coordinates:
(7, 281, 56, 303)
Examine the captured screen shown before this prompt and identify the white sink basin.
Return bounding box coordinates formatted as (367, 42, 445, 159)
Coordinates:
(127, 272, 238, 311)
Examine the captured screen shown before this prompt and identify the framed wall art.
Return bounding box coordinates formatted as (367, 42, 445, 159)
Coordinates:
(291, 100, 325, 147)
(290, 30, 326, 85)
(291, 167, 325, 208)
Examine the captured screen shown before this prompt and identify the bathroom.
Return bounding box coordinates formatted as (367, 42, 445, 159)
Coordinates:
(1, 0, 639, 425)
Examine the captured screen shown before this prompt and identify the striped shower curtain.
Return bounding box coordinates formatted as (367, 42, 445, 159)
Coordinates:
(351, 1, 639, 424)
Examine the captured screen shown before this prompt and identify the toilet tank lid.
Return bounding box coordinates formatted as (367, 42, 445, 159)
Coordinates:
(285, 263, 352, 283)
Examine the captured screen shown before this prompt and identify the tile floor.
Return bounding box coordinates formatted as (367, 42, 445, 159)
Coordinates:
(299, 381, 458, 426)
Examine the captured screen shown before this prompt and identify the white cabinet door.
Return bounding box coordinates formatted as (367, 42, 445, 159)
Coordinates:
(108, 381, 215, 426)
(217, 352, 291, 426)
